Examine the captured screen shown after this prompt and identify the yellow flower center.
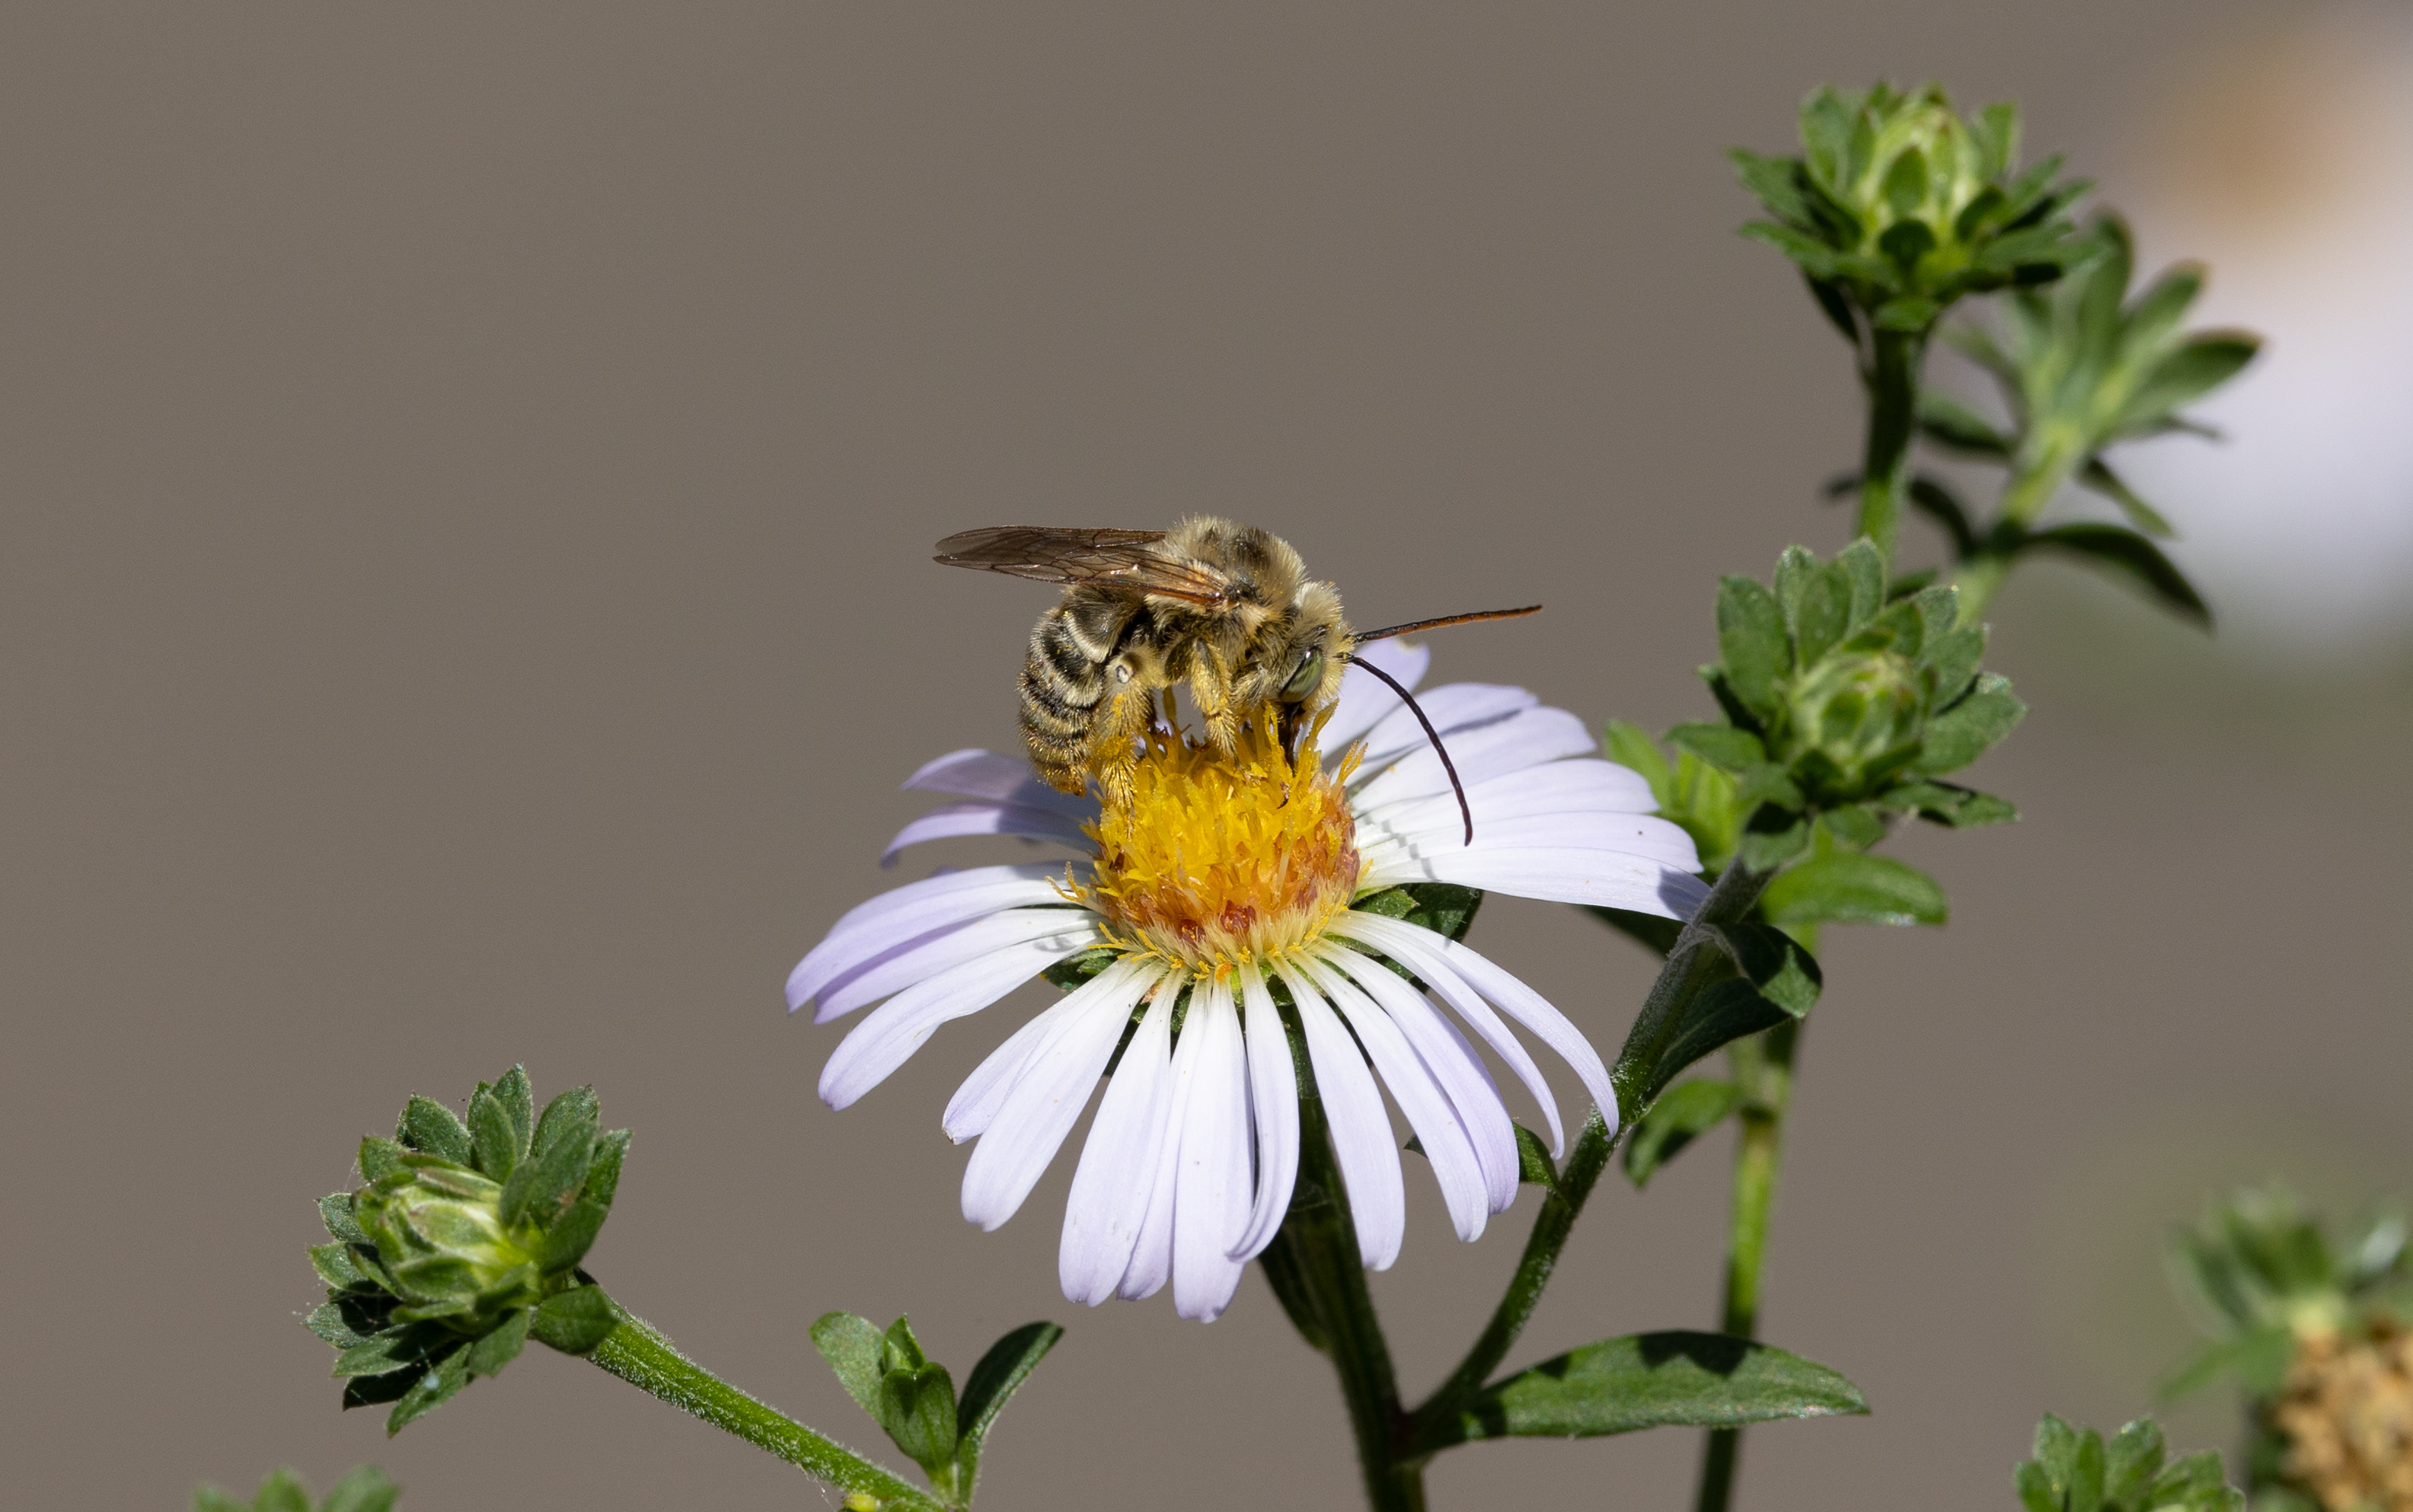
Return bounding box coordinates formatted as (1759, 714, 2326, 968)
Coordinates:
(1080, 720, 1361, 978)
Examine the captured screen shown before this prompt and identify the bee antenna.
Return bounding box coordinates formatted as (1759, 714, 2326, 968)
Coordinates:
(1352, 604, 1542, 643)
(1342, 653, 1473, 846)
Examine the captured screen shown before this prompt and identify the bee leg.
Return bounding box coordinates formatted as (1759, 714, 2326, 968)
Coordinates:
(1190, 663, 1243, 756)
(1086, 682, 1156, 811)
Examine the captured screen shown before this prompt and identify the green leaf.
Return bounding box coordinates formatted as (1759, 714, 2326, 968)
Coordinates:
(1665, 722, 1767, 774)
(2118, 333, 2258, 432)
(253, 1469, 312, 1512)
(1916, 673, 2028, 774)
(1872, 294, 1939, 332)
(529, 1285, 620, 1355)
(1908, 476, 1980, 557)
(1879, 781, 2018, 829)
(1720, 921, 1821, 1016)
(2022, 523, 2210, 628)
(2105, 1416, 2167, 1507)
(384, 1345, 470, 1435)
(317, 1466, 402, 1512)
(1792, 560, 1853, 670)
(1514, 1124, 1566, 1201)
(958, 1321, 1063, 1446)
(812, 1312, 889, 1419)
(1603, 720, 1674, 809)
(531, 1085, 600, 1163)
(397, 1096, 474, 1166)
(878, 1362, 960, 1479)
(464, 1307, 530, 1379)
(2156, 1326, 2294, 1400)
(493, 1066, 535, 1163)
(1424, 1331, 1866, 1449)
(1728, 148, 1812, 226)
(539, 1197, 608, 1274)
(1760, 853, 1947, 927)
(309, 1242, 376, 1294)
(1739, 220, 1847, 281)
(1817, 803, 1887, 851)
(1623, 1080, 1741, 1188)
(1642, 979, 1792, 1104)
(883, 1316, 929, 1374)
(1917, 622, 1987, 707)
(193, 1487, 249, 1512)
(339, 1368, 420, 1412)
(1715, 576, 1791, 719)
(333, 1332, 436, 1379)
(1585, 906, 1684, 958)
(1836, 538, 1885, 629)
(305, 1300, 371, 1348)
(1771, 546, 1817, 638)
(2078, 458, 2175, 537)
(466, 1086, 518, 1182)
(583, 1128, 631, 1209)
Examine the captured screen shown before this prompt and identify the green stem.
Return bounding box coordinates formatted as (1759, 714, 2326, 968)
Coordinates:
(588, 1303, 943, 1512)
(1693, 1013, 1802, 1512)
(1415, 862, 1775, 1444)
(1263, 1041, 1425, 1512)
(1855, 325, 1929, 566)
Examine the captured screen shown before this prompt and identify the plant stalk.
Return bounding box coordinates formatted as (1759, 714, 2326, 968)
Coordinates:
(1856, 325, 1929, 566)
(588, 1303, 943, 1511)
(1693, 1013, 1803, 1512)
(1264, 1045, 1425, 1512)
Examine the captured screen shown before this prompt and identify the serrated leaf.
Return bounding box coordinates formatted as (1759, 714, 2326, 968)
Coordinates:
(1917, 674, 2028, 774)
(1715, 576, 1791, 719)
(1423, 1331, 1866, 1448)
(1760, 853, 1947, 927)
(464, 1307, 529, 1379)
(2022, 523, 2210, 628)
(1623, 1079, 1741, 1188)
(398, 1096, 474, 1166)
(529, 1285, 621, 1355)
(812, 1312, 889, 1418)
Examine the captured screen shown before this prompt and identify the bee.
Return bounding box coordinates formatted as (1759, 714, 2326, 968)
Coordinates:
(934, 518, 1537, 839)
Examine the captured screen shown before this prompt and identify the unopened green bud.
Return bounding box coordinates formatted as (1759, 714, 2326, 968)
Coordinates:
(305, 1066, 630, 1434)
(1779, 646, 1925, 799)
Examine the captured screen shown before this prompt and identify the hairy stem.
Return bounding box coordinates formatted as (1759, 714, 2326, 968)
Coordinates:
(1856, 326, 1929, 566)
(587, 1303, 943, 1511)
(1693, 1014, 1803, 1512)
(1265, 1031, 1425, 1512)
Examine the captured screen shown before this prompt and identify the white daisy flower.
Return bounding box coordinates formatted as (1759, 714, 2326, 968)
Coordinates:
(788, 640, 1705, 1322)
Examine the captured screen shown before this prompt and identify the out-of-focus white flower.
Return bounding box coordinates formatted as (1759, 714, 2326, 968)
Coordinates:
(2115, 14, 2413, 647)
(787, 640, 1702, 1322)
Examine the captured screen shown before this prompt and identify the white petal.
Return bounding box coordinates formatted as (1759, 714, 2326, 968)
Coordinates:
(902, 748, 1096, 815)
(1368, 919, 1620, 1140)
(1350, 707, 1597, 811)
(1363, 846, 1706, 919)
(1171, 977, 1251, 1322)
(959, 963, 1160, 1231)
(1058, 987, 1178, 1305)
(1117, 979, 1199, 1300)
(1319, 946, 1518, 1217)
(1272, 960, 1406, 1271)
(1357, 684, 1540, 772)
(881, 801, 1092, 866)
(819, 933, 1090, 1109)
(1356, 758, 1661, 831)
(1359, 812, 1701, 871)
(944, 957, 1157, 1141)
(788, 863, 1073, 1010)
(816, 908, 1100, 1021)
(1230, 961, 1301, 1260)
(1326, 911, 1563, 1156)
(1294, 954, 1489, 1243)
(1323, 640, 1430, 749)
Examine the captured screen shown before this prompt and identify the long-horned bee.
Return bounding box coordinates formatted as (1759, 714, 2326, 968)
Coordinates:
(934, 518, 1537, 840)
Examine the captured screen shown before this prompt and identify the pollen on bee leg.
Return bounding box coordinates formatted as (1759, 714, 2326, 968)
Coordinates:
(1079, 720, 1361, 975)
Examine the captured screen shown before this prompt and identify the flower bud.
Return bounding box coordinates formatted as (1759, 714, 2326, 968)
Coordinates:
(305, 1066, 630, 1434)
(1779, 646, 1926, 800)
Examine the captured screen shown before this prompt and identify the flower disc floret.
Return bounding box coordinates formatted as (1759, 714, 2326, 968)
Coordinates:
(1081, 723, 1360, 975)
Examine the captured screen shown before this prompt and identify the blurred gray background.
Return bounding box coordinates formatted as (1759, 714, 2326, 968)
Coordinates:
(5, 4, 2408, 1509)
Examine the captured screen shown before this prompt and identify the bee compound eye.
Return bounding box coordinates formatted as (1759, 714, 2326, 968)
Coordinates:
(1279, 649, 1325, 702)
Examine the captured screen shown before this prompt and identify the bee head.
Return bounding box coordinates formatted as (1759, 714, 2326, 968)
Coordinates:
(1268, 579, 1349, 709)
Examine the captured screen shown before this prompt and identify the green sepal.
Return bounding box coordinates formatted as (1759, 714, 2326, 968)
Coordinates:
(882, 1315, 929, 1373)
(249, 1469, 313, 1512)
(384, 1343, 471, 1435)
(1817, 803, 1887, 850)
(879, 1362, 961, 1482)
(192, 1486, 250, 1512)
(466, 1085, 517, 1182)
(357, 1138, 406, 1185)
(1418, 1331, 1866, 1451)
(540, 1198, 608, 1273)
(1715, 575, 1792, 719)
(1666, 722, 1767, 774)
(462, 1306, 528, 1379)
(1042, 948, 1118, 993)
(318, 1191, 368, 1246)
(501, 1088, 598, 1230)
(305, 1300, 372, 1348)
(332, 1329, 439, 1379)
(310, 1242, 377, 1293)
(1351, 881, 1485, 946)
(397, 1096, 474, 1166)
(529, 1284, 620, 1355)
(318, 1466, 403, 1512)
(492, 1066, 535, 1163)
(583, 1128, 631, 1208)
(1735, 809, 1811, 871)
(1915, 673, 2027, 774)
(1623, 1079, 1741, 1188)
(1760, 851, 1947, 927)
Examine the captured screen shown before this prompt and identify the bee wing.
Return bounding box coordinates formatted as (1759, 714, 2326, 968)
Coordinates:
(932, 525, 1234, 605)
